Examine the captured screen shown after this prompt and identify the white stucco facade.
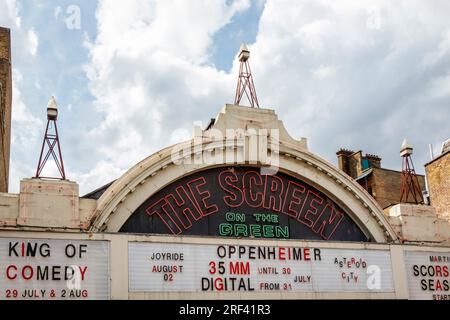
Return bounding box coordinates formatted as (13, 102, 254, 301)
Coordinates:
(0, 105, 449, 300)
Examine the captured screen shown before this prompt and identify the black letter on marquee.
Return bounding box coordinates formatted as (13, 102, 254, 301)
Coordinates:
(8, 242, 18, 257)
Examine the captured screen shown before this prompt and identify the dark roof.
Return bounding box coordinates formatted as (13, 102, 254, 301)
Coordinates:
(355, 168, 373, 181)
(82, 180, 115, 199)
(205, 118, 216, 130)
(355, 166, 425, 181)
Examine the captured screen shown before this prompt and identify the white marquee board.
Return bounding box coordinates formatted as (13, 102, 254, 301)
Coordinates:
(404, 251, 450, 300)
(0, 238, 110, 300)
(129, 242, 394, 293)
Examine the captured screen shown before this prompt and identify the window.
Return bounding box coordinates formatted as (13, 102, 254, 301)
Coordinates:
(362, 158, 370, 170)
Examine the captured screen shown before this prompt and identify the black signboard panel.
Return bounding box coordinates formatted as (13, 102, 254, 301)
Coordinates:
(120, 167, 370, 242)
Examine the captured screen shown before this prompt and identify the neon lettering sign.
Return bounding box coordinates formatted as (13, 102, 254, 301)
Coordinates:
(121, 167, 369, 242)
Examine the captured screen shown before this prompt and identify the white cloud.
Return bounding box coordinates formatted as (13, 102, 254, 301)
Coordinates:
(27, 28, 38, 55)
(79, 0, 450, 193)
(54, 6, 62, 20)
(11, 70, 41, 126)
(1, 0, 41, 192)
(5, 0, 450, 195)
(251, 0, 450, 171)
(9, 69, 43, 192)
(312, 65, 337, 79)
(422, 29, 450, 68)
(427, 71, 450, 99)
(366, 7, 382, 30)
(8, 160, 32, 194)
(299, 20, 331, 53)
(71, 161, 124, 195)
(0, 0, 22, 28)
(0, 0, 39, 57)
(84, 0, 251, 174)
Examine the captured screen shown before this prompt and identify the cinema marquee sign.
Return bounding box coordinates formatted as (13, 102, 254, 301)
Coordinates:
(404, 251, 450, 300)
(121, 167, 369, 242)
(129, 242, 394, 293)
(0, 238, 110, 300)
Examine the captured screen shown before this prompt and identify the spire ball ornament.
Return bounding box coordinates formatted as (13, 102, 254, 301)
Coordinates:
(238, 43, 250, 62)
(47, 95, 58, 120)
(400, 138, 413, 157)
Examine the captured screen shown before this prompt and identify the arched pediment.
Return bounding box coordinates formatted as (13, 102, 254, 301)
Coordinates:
(89, 139, 398, 243)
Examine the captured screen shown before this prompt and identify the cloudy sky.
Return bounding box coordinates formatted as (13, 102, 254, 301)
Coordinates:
(1, 0, 449, 195)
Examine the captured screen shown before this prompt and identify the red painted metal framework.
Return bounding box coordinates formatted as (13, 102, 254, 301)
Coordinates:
(234, 57, 260, 108)
(35, 118, 66, 180)
(399, 154, 423, 204)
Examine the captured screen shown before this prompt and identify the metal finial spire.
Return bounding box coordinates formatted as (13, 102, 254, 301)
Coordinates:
(234, 43, 260, 108)
(35, 96, 66, 180)
(399, 139, 423, 204)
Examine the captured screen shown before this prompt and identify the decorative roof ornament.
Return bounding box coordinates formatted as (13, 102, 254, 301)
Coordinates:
(35, 96, 66, 180)
(399, 138, 423, 204)
(234, 43, 260, 108)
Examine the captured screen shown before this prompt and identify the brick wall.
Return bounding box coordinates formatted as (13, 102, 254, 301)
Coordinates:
(372, 168, 426, 209)
(0, 27, 12, 192)
(426, 152, 450, 220)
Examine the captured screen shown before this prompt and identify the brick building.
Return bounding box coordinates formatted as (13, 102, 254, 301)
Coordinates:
(0, 27, 12, 192)
(425, 139, 450, 221)
(336, 149, 426, 209)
